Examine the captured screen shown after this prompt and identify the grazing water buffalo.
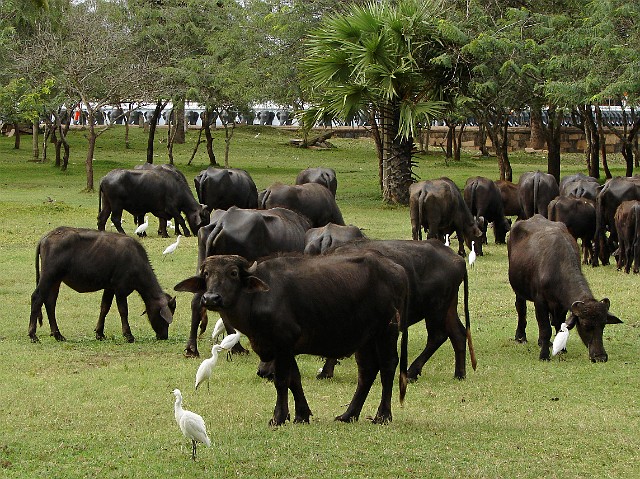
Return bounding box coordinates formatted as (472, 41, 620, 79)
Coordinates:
(260, 182, 345, 227)
(495, 180, 522, 218)
(463, 176, 511, 245)
(303, 223, 365, 255)
(559, 173, 600, 201)
(593, 176, 640, 266)
(98, 168, 209, 238)
(184, 207, 312, 357)
(298, 239, 476, 382)
(548, 196, 597, 264)
(295, 167, 338, 197)
(508, 215, 622, 362)
(29, 227, 175, 343)
(409, 177, 483, 256)
(517, 171, 559, 219)
(614, 200, 640, 273)
(194, 167, 258, 211)
(175, 253, 409, 426)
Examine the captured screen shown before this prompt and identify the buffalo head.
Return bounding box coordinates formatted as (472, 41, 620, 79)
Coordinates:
(566, 298, 622, 362)
(146, 293, 175, 340)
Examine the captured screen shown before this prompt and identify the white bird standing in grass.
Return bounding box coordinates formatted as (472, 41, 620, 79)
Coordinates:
(163, 234, 182, 257)
(172, 388, 211, 460)
(210, 317, 226, 343)
(553, 322, 570, 356)
(219, 330, 241, 360)
(444, 234, 450, 247)
(134, 216, 149, 237)
(195, 344, 225, 391)
(468, 241, 477, 268)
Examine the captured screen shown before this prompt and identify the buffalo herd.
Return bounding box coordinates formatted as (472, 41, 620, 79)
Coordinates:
(29, 160, 637, 426)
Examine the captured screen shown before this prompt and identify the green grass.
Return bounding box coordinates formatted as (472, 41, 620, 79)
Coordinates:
(0, 125, 638, 478)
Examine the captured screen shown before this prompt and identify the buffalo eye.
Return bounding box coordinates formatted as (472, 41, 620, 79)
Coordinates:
(229, 268, 239, 279)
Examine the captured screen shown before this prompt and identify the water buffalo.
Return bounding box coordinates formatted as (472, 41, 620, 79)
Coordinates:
(194, 167, 258, 211)
(517, 171, 559, 219)
(463, 176, 511, 245)
(614, 200, 640, 273)
(409, 177, 483, 257)
(175, 252, 409, 426)
(508, 215, 622, 362)
(29, 227, 175, 343)
(260, 182, 345, 227)
(559, 173, 600, 201)
(495, 180, 522, 218)
(185, 207, 312, 357)
(303, 223, 365, 255)
(98, 168, 209, 238)
(548, 196, 597, 264)
(295, 167, 338, 197)
(593, 176, 640, 266)
(302, 239, 476, 382)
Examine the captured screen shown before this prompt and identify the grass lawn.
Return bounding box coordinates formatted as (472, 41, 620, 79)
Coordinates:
(0, 125, 638, 478)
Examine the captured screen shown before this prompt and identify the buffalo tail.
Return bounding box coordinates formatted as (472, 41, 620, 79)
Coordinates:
(34, 240, 42, 326)
(398, 300, 409, 406)
(464, 266, 477, 371)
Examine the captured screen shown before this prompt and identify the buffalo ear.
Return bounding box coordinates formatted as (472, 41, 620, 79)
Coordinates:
(160, 304, 173, 324)
(600, 297, 611, 310)
(245, 276, 270, 294)
(174, 276, 206, 294)
(606, 313, 623, 325)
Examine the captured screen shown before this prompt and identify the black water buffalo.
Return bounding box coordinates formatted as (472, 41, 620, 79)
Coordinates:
(517, 171, 559, 219)
(260, 182, 345, 227)
(559, 173, 600, 201)
(133, 163, 191, 236)
(302, 239, 476, 382)
(593, 176, 640, 266)
(548, 196, 597, 264)
(29, 227, 175, 343)
(463, 176, 511, 245)
(303, 223, 365, 255)
(175, 253, 409, 426)
(184, 206, 312, 357)
(614, 200, 640, 273)
(508, 215, 622, 362)
(194, 167, 258, 211)
(97, 168, 209, 238)
(409, 177, 483, 257)
(495, 180, 522, 218)
(295, 167, 338, 197)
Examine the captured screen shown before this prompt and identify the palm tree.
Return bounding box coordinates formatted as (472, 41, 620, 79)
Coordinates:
(301, 0, 454, 204)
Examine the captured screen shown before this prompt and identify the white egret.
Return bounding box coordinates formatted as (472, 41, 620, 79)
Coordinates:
(134, 216, 149, 237)
(163, 235, 182, 257)
(167, 219, 175, 230)
(468, 241, 477, 268)
(210, 317, 226, 343)
(195, 344, 225, 391)
(552, 322, 570, 356)
(444, 234, 450, 247)
(219, 330, 241, 360)
(172, 388, 211, 460)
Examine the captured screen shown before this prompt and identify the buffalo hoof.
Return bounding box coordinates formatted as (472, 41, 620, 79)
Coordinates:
(454, 373, 466, 381)
(335, 413, 358, 423)
(269, 412, 290, 427)
(95, 332, 106, 341)
(293, 411, 312, 424)
(539, 352, 551, 361)
(29, 334, 40, 343)
(52, 331, 66, 342)
(316, 368, 334, 380)
(124, 333, 135, 343)
(184, 347, 199, 358)
(515, 334, 527, 343)
(371, 413, 392, 425)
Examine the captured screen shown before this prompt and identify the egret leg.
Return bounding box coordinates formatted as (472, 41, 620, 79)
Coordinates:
(191, 439, 197, 460)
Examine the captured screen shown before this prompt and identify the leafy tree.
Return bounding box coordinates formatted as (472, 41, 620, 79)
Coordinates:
(302, 0, 451, 204)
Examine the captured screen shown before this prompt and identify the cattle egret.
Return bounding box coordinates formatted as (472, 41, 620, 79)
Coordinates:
(219, 330, 241, 360)
(444, 234, 450, 247)
(163, 235, 182, 257)
(167, 220, 175, 230)
(210, 317, 225, 343)
(552, 322, 570, 356)
(172, 389, 211, 460)
(468, 241, 477, 268)
(134, 216, 149, 237)
(195, 344, 224, 390)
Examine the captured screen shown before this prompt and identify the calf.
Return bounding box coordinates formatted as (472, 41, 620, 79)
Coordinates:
(508, 215, 622, 362)
(614, 200, 640, 273)
(29, 227, 175, 343)
(175, 253, 409, 426)
(547, 196, 596, 264)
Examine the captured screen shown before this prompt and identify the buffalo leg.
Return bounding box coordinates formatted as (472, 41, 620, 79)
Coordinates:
(514, 295, 527, 343)
(288, 358, 312, 424)
(95, 289, 115, 340)
(317, 358, 338, 379)
(42, 282, 65, 341)
(174, 215, 191, 237)
(29, 285, 47, 342)
(534, 301, 552, 360)
(114, 293, 135, 342)
(270, 356, 293, 426)
(407, 324, 447, 382)
(185, 294, 204, 357)
(373, 336, 399, 424)
(446, 308, 468, 379)
(336, 345, 379, 423)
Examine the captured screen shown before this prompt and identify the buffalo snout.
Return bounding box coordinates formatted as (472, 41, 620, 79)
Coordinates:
(202, 292, 223, 309)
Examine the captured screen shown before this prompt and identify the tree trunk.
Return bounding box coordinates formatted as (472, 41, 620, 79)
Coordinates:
(173, 99, 185, 144)
(454, 124, 465, 162)
(445, 121, 454, 158)
(32, 120, 40, 161)
(203, 108, 217, 166)
(544, 107, 562, 183)
(187, 128, 204, 166)
(529, 108, 545, 150)
(85, 111, 96, 191)
(581, 105, 600, 179)
(146, 99, 166, 164)
(595, 106, 611, 179)
(381, 103, 412, 205)
(483, 117, 512, 181)
(13, 122, 20, 149)
(223, 120, 235, 168)
(477, 123, 489, 156)
(367, 109, 383, 190)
